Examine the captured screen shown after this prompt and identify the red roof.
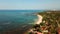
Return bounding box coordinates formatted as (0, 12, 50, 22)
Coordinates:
(37, 32, 42, 34)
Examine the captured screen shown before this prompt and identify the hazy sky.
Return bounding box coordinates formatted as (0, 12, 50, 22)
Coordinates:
(0, 0, 60, 10)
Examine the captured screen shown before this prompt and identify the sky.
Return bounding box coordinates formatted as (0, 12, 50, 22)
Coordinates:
(0, 0, 60, 10)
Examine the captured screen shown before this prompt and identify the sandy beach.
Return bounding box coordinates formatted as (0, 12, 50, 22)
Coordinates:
(35, 14, 43, 24)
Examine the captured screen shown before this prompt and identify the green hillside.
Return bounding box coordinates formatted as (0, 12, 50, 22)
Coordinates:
(28, 11, 60, 34)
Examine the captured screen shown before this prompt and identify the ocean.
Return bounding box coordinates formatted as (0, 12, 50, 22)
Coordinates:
(0, 10, 42, 32)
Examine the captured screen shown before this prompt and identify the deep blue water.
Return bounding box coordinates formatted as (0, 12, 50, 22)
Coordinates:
(0, 10, 42, 31)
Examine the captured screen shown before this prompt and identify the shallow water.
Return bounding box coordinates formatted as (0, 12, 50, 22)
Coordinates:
(0, 10, 43, 31)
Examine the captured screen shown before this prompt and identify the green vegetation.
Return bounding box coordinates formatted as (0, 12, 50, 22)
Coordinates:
(38, 11, 60, 34)
(28, 11, 60, 34)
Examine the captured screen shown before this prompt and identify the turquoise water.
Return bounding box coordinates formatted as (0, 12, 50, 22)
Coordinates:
(0, 10, 42, 31)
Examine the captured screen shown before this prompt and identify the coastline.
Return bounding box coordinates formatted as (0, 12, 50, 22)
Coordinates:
(35, 14, 43, 24)
(28, 11, 60, 34)
(25, 14, 43, 34)
(23, 14, 42, 34)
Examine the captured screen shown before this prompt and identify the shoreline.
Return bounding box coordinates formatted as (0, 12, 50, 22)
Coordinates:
(24, 14, 43, 34)
(26, 14, 43, 34)
(35, 14, 43, 24)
